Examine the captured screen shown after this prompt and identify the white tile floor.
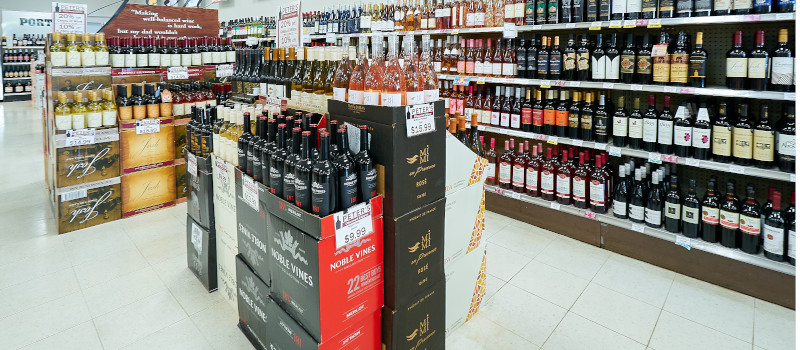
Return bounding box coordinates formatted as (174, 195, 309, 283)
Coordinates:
(0, 101, 795, 349)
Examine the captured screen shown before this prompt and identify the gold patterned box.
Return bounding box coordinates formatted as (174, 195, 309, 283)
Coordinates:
(173, 118, 189, 160)
(54, 128, 120, 187)
(121, 164, 176, 217)
(175, 160, 187, 203)
(55, 177, 122, 234)
(119, 116, 175, 173)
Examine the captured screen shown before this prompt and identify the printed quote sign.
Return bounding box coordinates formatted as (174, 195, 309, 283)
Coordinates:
(100, 4, 218, 38)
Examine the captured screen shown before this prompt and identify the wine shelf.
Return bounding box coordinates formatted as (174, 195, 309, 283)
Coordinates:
(3, 92, 31, 96)
(2, 62, 33, 65)
(4, 46, 45, 49)
(306, 13, 795, 40)
(485, 184, 796, 276)
(438, 74, 796, 101)
(478, 125, 796, 182)
(4, 77, 31, 80)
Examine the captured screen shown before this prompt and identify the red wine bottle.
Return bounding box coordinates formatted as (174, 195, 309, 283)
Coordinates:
(628, 168, 646, 223)
(540, 147, 556, 201)
(525, 145, 541, 197)
(682, 179, 700, 238)
(335, 128, 358, 211)
(573, 152, 589, 209)
(700, 178, 720, 242)
(644, 172, 662, 228)
(748, 31, 770, 92)
(311, 132, 337, 216)
(355, 125, 377, 202)
(642, 94, 658, 152)
(589, 155, 608, 213)
(692, 103, 711, 160)
(726, 31, 748, 90)
(739, 184, 762, 254)
(294, 131, 313, 211)
(498, 139, 513, 189)
(269, 124, 288, 197)
(512, 142, 527, 193)
(770, 29, 794, 92)
(657, 95, 674, 155)
(282, 127, 302, 203)
(556, 150, 573, 205)
(719, 180, 740, 248)
(238, 112, 253, 174)
(764, 191, 786, 261)
(777, 105, 796, 173)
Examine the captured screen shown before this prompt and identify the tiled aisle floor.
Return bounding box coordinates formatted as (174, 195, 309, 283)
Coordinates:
(0, 101, 795, 349)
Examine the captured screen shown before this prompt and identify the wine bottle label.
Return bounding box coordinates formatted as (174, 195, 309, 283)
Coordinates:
(674, 125, 692, 146)
(71, 114, 85, 129)
(67, 52, 82, 67)
(620, 54, 635, 74)
(657, 119, 674, 145)
(642, 0, 657, 11)
(572, 177, 585, 200)
(362, 91, 379, 106)
(777, 133, 796, 155)
(482, 110, 493, 125)
(753, 129, 775, 162)
(476, 12, 485, 26)
(456, 98, 465, 116)
(747, 58, 768, 79)
(578, 52, 590, 71)
(491, 111, 501, 125)
(191, 53, 202, 66)
(227, 51, 237, 63)
(613, 199, 627, 216)
(569, 112, 581, 129)
(51, 52, 67, 67)
(500, 112, 511, 128)
(733, 0, 751, 9)
(211, 51, 222, 64)
(515, 2, 526, 18)
(538, 55, 550, 76)
(492, 63, 503, 76)
(344, 89, 362, 104)
(513, 165, 526, 187)
(789, 229, 796, 259)
(531, 109, 543, 126)
(457, 61, 465, 73)
(581, 114, 593, 131)
(102, 111, 117, 126)
(612, 0, 627, 14)
(146, 104, 160, 119)
(613, 116, 628, 136)
(540, 171, 554, 194)
(499, 162, 512, 184)
(408, 91, 425, 106)
(170, 54, 181, 66)
(719, 210, 739, 230)
(556, 110, 569, 127)
(511, 113, 521, 129)
(466, 13, 475, 26)
(652, 57, 670, 82)
(381, 92, 402, 106)
(726, 58, 748, 78)
(133, 105, 147, 119)
(605, 55, 620, 80)
(738, 215, 761, 236)
(505, 3, 516, 18)
(591, 56, 606, 80)
(628, 118, 643, 138)
(636, 55, 652, 75)
(95, 51, 109, 66)
(712, 125, 732, 156)
(670, 58, 689, 84)
(555, 175, 571, 199)
(182, 54, 193, 66)
(665, 202, 681, 220)
(544, 109, 556, 126)
(465, 108, 475, 122)
(521, 167, 538, 191)
(502, 62, 515, 76)
(55, 115, 71, 130)
(311, 180, 331, 216)
(645, 207, 662, 226)
(472, 61, 482, 75)
(762, 224, 786, 255)
(714, 0, 732, 9)
(172, 103, 185, 116)
(689, 55, 707, 79)
(134, 53, 146, 68)
(682, 206, 699, 224)
(200, 52, 212, 65)
(771, 57, 794, 85)
(629, 204, 645, 221)
(732, 127, 753, 159)
(589, 180, 605, 206)
(118, 106, 133, 120)
(521, 108, 533, 126)
(486, 163, 497, 180)
(692, 127, 711, 149)
(86, 112, 102, 128)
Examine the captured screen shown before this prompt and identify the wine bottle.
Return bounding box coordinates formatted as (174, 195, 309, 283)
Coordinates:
(589, 155, 609, 213)
(238, 112, 254, 174)
(691, 103, 712, 160)
(532, 89, 544, 133)
(620, 33, 637, 84)
(628, 97, 643, 150)
(753, 104, 775, 169)
(770, 29, 794, 92)
(682, 179, 700, 238)
(498, 140, 513, 189)
(270, 124, 289, 197)
(700, 178, 720, 242)
(719, 180, 740, 248)
(521, 88, 533, 133)
(644, 172, 662, 228)
(636, 34, 653, 84)
(581, 92, 594, 141)
(664, 175, 682, 233)
(761, 191, 786, 260)
(652, 32, 671, 85)
(576, 35, 591, 81)
(486, 138, 499, 185)
(726, 31, 748, 90)
(540, 147, 556, 201)
(732, 103, 753, 166)
(512, 142, 527, 193)
(591, 34, 606, 82)
(525, 145, 541, 197)
(673, 103, 693, 157)
(568, 91, 582, 139)
(604, 33, 620, 82)
(657, 95, 674, 155)
(748, 30, 770, 91)
(593, 94, 609, 143)
(543, 90, 556, 135)
(777, 105, 796, 172)
(537, 36, 550, 78)
(688, 32, 708, 88)
(642, 95, 658, 152)
(613, 165, 628, 219)
(786, 194, 796, 265)
(739, 184, 762, 254)
(628, 168, 646, 223)
(249, 115, 266, 182)
(562, 34, 577, 81)
(556, 90, 569, 137)
(669, 32, 690, 85)
(572, 152, 589, 208)
(556, 150, 573, 204)
(334, 128, 358, 210)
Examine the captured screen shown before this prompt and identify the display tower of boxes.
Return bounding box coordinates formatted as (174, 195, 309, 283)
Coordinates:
(186, 150, 218, 292)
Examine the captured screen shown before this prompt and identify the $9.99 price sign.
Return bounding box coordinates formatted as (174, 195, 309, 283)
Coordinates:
(334, 202, 373, 249)
(406, 103, 436, 137)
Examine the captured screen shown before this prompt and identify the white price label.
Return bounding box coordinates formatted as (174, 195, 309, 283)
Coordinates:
(187, 152, 198, 178)
(569, 81, 581, 87)
(406, 103, 436, 137)
(502, 23, 517, 38)
(334, 202, 374, 249)
(663, 86, 677, 93)
(790, 174, 796, 182)
(135, 119, 161, 135)
(540, 80, 552, 87)
(631, 84, 643, 91)
(245, 36, 259, 46)
(631, 223, 645, 233)
(167, 66, 189, 80)
(729, 165, 745, 174)
(326, 32, 336, 43)
(550, 202, 561, 210)
(648, 152, 663, 164)
(242, 175, 259, 211)
(675, 235, 691, 250)
(303, 34, 311, 43)
(594, 143, 607, 150)
(216, 64, 234, 78)
(608, 146, 621, 156)
(609, 20, 622, 27)
(547, 136, 558, 145)
(509, 192, 521, 199)
(191, 222, 203, 253)
(603, 83, 615, 89)
(565, 23, 576, 28)
(685, 158, 700, 166)
(623, 20, 637, 27)
(531, 25, 542, 30)
(784, 93, 796, 101)
(572, 139, 584, 147)
(65, 128, 96, 146)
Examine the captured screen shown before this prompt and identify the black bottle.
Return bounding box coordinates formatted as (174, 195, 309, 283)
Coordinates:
(763, 191, 786, 261)
(526, 34, 539, 79)
(682, 179, 700, 238)
(739, 184, 762, 254)
(294, 131, 313, 211)
(732, 103, 753, 166)
(252, 115, 269, 184)
(187, 106, 199, 155)
(664, 175, 682, 233)
(238, 112, 253, 175)
(355, 125, 377, 202)
(335, 128, 358, 210)
(628, 97, 643, 150)
(311, 133, 337, 217)
(628, 169, 646, 223)
(719, 180, 741, 248)
(620, 34, 637, 84)
(777, 105, 796, 173)
(700, 178, 720, 243)
(612, 165, 628, 219)
(642, 94, 659, 152)
(248, 115, 266, 182)
(636, 34, 653, 84)
(576, 35, 591, 82)
(517, 37, 528, 79)
(283, 127, 302, 203)
(593, 94, 609, 143)
(645, 173, 663, 229)
(562, 34, 577, 81)
(269, 124, 288, 198)
(261, 118, 278, 187)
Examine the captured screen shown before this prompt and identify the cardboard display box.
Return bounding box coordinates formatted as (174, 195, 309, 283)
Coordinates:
(235, 168, 271, 284)
(444, 242, 487, 336)
(444, 133, 489, 197)
(236, 255, 272, 350)
(187, 215, 217, 292)
(217, 232, 239, 312)
(328, 100, 446, 219)
(54, 128, 120, 187)
(267, 209, 385, 343)
(176, 160, 187, 203)
(384, 197, 446, 310)
(381, 279, 446, 350)
(267, 300, 381, 350)
(187, 152, 214, 229)
(443, 182, 486, 266)
(55, 177, 122, 234)
(174, 118, 190, 160)
(121, 164, 176, 217)
(212, 155, 237, 243)
(119, 116, 175, 173)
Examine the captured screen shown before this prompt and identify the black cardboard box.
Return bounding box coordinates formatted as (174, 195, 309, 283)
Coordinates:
(236, 255, 272, 350)
(187, 151, 214, 229)
(187, 215, 217, 292)
(382, 279, 446, 350)
(327, 100, 446, 219)
(235, 168, 271, 284)
(267, 299, 381, 350)
(384, 197, 446, 310)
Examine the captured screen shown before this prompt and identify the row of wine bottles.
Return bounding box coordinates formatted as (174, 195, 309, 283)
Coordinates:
(114, 82, 232, 120)
(435, 29, 793, 91)
(107, 37, 236, 68)
(54, 90, 118, 130)
(441, 84, 796, 172)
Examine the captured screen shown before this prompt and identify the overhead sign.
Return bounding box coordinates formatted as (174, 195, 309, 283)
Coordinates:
(100, 4, 218, 38)
(52, 2, 87, 34)
(277, 0, 301, 48)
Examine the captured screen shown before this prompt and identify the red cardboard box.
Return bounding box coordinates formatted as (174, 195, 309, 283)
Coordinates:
(268, 299, 380, 350)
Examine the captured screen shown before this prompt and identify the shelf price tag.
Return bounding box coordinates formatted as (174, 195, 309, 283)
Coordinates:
(589, 22, 602, 30)
(608, 146, 621, 157)
(675, 235, 692, 250)
(565, 23, 576, 28)
(452, 29, 459, 35)
(623, 20, 637, 28)
(241, 175, 259, 211)
(531, 25, 543, 30)
(744, 14, 761, 21)
(679, 87, 695, 95)
(631, 223, 645, 233)
(662, 154, 678, 163)
(167, 66, 189, 80)
(493, 187, 504, 195)
(550, 202, 561, 210)
(646, 19, 662, 28)
(630, 84, 643, 91)
(663, 86, 678, 93)
(594, 143, 607, 151)
(536, 134, 548, 141)
(775, 13, 794, 20)
(65, 128, 96, 146)
(603, 83, 615, 89)
(334, 202, 374, 249)
(503, 23, 517, 38)
(245, 36, 259, 46)
(609, 20, 622, 28)
(187, 152, 198, 178)
(569, 81, 581, 87)
(325, 32, 336, 43)
(583, 210, 597, 220)
(406, 103, 436, 137)
(547, 136, 558, 145)
(509, 192, 521, 199)
(554, 80, 566, 87)
(790, 174, 796, 182)
(648, 152, 663, 164)
(453, 76, 471, 86)
(729, 165, 745, 174)
(477, 125, 486, 131)
(685, 158, 700, 166)
(216, 64, 234, 78)
(572, 139, 584, 147)
(784, 93, 796, 101)
(135, 119, 161, 135)
(540, 80, 552, 88)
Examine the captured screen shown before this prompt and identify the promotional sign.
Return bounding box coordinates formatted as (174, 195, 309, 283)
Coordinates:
(52, 2, 87, 34)
(277, 0, 301, 48)
(100, 4, 218, 38)
(1, 11, 53, 44)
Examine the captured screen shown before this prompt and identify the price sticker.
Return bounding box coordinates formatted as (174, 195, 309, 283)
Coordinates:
(135, 119, 161, 135)
(167, 66, 189, 80)
(636, 19, 649, 26)
(550, 202, 561, 210)
(191, 222, 203, 253)
(406, 103, 436, 137)
(609, 20, 622, 28)
(608, 146, 622, 157)
(540, 80, 552, 88)
(494, 187, 504, 195)
(775, 13, 794, 20)
(302, 34, 311, 43)
(476, 78, 486, 84)
(334, 202, 374, 249)
(452, 30, 459, 35)
(685, 158, 700, 166)
(554, 81, 566, 87)
(478, 125, 486, 131)
(729, 165, 745, 174)
(569, 81, 581, 87)
(679, 87, 695, 95)
(245, 36, 259, 46)
(584, 211, 597, 220)
(454, 75, 471, 86)
(65, 128, 96, 146)
(647, 19, 662, 28)
(589, 21, 602, 30)
(784, 93, 796, 101)
(744, 14, 761, 21)
(623, 20, 636, 28)
(651, 44, 669, 57)
(603, 83, 615, 89)
(648, 152, 663, 164)
(572, 139, 584, 147)
(565, 23, 576, 28)
(675, 235, 692, 250)
(509, 192, 521, 199)
(536, 134, 548, 141)
(326, 32, 336, 43)
(503, 23, 517, 38)
(630, 84, 643, 91)
(187, 152, 198, 178)
(547, 136, 558, 145)
(631, 223, 645, 233)
(216, 64, 234, 78)
(663, 86, 678, 93)
(594, 143, 607, 150)
(241, 175, 259, 211)
(531, 25, 543, 30)
(662, 154, 678, 163)
(790, 174, 796, 182)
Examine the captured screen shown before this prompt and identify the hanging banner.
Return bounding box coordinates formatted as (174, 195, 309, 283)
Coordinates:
(52, 2, 87, 34)
(277, 0, 301, 48)
(99, 4, 218, 38)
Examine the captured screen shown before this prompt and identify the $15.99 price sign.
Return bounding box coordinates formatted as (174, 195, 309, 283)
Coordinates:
(65, 128, 95, 146)
(334, 202, 373, 249)
(135, 119, 161, 135)
(406, 103, 436, 137)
